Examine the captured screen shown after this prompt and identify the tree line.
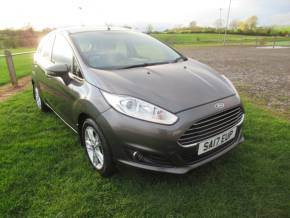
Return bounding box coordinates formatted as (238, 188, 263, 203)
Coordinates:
(153, 16, 289, 36)
(0, 27, 51, 49)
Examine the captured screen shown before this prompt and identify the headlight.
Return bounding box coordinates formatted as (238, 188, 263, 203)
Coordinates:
(222, 75, 240, 98)
(101, 91, 178, 125)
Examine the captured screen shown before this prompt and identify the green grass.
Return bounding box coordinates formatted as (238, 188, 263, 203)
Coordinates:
(0, 87, 290, 217)
(152, 33, 290, 47)
(0, 48, 34, 86)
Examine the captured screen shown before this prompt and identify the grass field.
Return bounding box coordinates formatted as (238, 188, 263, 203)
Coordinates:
(0, 88, 289, 217)
(152, 33, 290, 47)
(0, 48, 34, 86)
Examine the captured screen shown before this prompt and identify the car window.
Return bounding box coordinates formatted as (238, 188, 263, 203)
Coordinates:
(133, 41, 167, 60)
(72, 56, 83, 78)
(70, 31, 182, 70)
(52, 35, 73, 66)
(39, 34, 54, 60)
(74, 35, 129, 66)
(36, 42, 43, 54)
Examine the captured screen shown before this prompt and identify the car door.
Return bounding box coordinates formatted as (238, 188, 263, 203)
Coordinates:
(49, 34, 85, 128)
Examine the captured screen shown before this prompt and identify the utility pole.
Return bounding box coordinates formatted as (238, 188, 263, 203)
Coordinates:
(219, 8, 223, 41)
(223, 0, 232, 46)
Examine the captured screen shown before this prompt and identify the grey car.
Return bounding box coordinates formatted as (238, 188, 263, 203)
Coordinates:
(32, 27, 244, 176)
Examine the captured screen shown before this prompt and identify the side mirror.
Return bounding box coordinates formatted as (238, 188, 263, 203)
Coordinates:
(46, 64, 69, 77)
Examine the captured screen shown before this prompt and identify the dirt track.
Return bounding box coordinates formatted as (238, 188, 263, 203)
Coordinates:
(178, 46, 290, 116)
(0, 76, 31, 102)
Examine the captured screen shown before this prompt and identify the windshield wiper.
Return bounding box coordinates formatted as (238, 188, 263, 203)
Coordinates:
(118, 57, 187, 70)
(119, 63, 151, 69)
(119, 61, 170, 69)
(171, 56, 187, 63)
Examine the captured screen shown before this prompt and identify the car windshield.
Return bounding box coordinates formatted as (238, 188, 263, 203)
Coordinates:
(70, 30, 184, 70)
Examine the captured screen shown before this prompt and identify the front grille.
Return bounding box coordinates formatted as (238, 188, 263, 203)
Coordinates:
(179, 127, 241, 164)
(178, 106, 243, 146)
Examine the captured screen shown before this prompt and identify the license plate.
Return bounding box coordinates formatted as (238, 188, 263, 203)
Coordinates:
(198, 127, 237, 155)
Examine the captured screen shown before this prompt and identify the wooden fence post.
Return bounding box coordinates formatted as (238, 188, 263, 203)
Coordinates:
(4, 50, 18, 87)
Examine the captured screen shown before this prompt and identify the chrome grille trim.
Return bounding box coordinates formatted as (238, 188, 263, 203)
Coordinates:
(181, 113, 242, 137)
(187, 109, 241, 131)
(179, 115, 243, 142)
(178, 106, 244, 147)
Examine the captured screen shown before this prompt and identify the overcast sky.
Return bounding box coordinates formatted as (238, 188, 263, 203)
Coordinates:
(1, 0, 290, 30)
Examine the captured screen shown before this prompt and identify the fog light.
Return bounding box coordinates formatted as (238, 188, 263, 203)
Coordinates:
(132, 151, 143, 161)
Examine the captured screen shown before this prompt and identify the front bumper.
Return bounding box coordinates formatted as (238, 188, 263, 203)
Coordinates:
(119, 133, 244, 174)
(96, 95, 244, 174)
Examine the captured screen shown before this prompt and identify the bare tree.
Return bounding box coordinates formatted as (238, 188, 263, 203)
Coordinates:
(213, 19, 223, 29)
(229, 19, 240, 30)
(146, 24, 154, 33)
(189, 21, 197, 28)
(237, 16, 258, 32)
(245, 16, 258, 30)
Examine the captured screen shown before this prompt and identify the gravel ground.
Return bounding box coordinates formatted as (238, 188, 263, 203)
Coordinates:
(178, 46, 290, 117)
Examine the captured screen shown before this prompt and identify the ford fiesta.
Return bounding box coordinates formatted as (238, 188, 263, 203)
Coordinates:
(32, 27, 244, 176)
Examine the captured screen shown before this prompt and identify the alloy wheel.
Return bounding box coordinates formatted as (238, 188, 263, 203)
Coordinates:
(84, 126, 104, 170)
(34, 86, 42, 109)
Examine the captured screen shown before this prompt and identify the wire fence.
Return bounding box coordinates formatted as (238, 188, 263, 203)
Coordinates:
(0, 50, 35, 86)
(153, 34, 290, 47)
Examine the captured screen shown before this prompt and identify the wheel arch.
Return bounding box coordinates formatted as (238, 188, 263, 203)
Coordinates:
(77, 112, 90, 136)
(76, 111, 110, 152)
(73, 97, 110, 133)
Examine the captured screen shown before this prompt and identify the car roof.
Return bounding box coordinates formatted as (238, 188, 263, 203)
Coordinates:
(53, 26, 136, 35)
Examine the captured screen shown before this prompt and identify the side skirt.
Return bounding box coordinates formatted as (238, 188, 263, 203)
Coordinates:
(45, 103, 79, 134)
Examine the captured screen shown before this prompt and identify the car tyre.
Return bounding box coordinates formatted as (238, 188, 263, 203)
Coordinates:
(81, 118, 115, 177)
(33, 83, 50, 112)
